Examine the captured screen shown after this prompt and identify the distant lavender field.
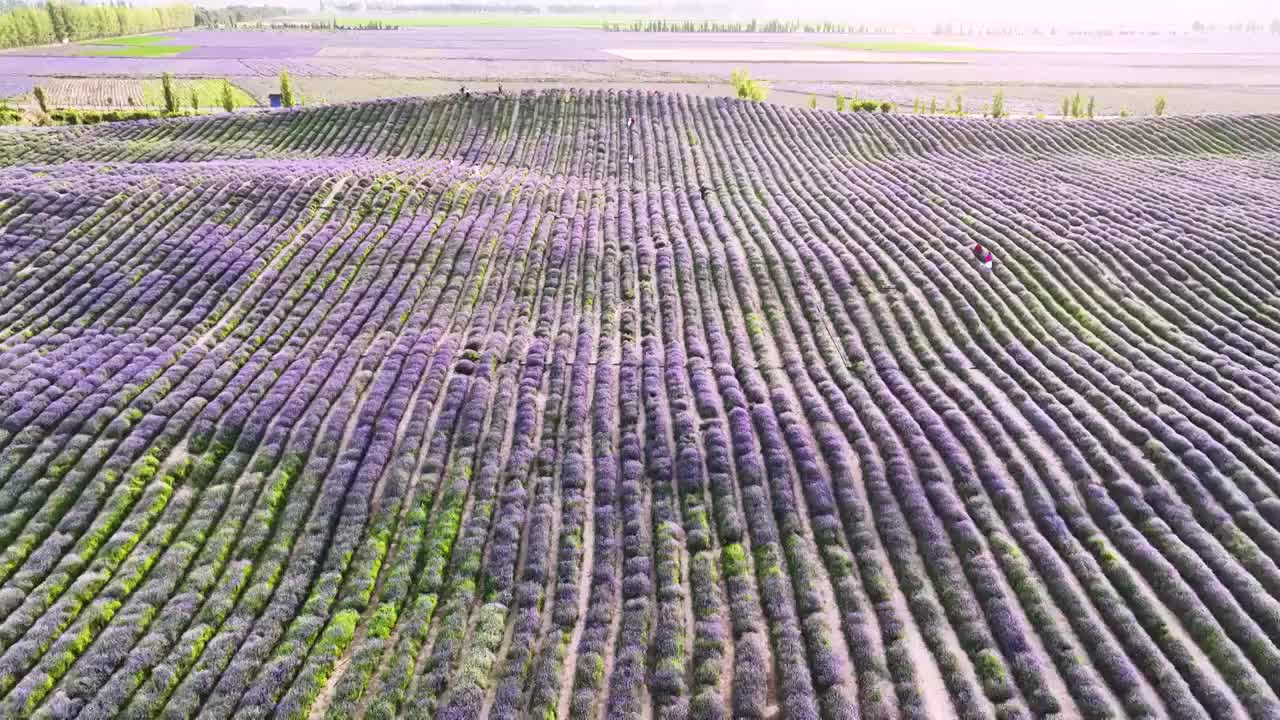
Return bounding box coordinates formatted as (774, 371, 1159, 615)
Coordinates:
(3, 26, 1280, 114)
(0, 75, 32, 99)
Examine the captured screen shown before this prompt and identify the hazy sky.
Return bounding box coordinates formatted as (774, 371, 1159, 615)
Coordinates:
(731, 0, 1277, 26)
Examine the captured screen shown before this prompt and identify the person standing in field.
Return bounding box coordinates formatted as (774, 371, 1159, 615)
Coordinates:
(973, 242, 994, 271)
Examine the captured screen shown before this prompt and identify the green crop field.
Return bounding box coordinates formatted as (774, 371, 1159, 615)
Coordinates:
(140, 79, 256, 108)
(90, 34, 179, 46)
(76, 43, 194, 57)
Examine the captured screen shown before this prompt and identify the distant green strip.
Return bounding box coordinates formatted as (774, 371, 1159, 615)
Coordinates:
(820, 41, 997, 53)
(78, 44, 194, 57)
(92, 34, 178, 46)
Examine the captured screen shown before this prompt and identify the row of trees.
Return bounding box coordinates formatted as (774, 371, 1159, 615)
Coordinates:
(193, 5, 292, 29)
(328, 1, 655, 11)
(236, 18, 399, 31)
(931, 21, 1280, 36)
(0, 1, 192, 49)
(1191, 19, 1280, 33)
(161, 72, 265, 113)
(830, 91, 895, 113)
(907, 95, 967, 116)
(792, 88, 1169, 119)
(198, 9, 395, 31)
(1059, 92, 1164, 118)
(1060, 93, 1095, 119)
(339, 18, 396, 29)
(605, 18, 860, 33)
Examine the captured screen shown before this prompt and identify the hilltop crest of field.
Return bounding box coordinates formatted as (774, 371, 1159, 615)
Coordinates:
(2, 90, 1278, 169)
(2, 90, 1280, 720)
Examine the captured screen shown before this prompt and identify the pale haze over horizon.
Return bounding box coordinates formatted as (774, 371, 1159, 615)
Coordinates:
(724, 0, 1278, 27)
(191, 0, 1280, 29)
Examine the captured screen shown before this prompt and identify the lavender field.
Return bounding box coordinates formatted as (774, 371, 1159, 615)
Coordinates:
(4, 26, 1280, 114)
(2, 91, 1280, 720)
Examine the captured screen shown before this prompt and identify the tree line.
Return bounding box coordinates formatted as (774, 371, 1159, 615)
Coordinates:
(604, 18, 863, 33)
(1192, 18, 1280, 33)
(0, 1, 192, 49)
(193, 5, 294, 29)
(329, 1, 653, 11)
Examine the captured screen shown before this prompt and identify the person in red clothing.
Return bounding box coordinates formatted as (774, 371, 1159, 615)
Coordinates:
(972, 242, 994, 271)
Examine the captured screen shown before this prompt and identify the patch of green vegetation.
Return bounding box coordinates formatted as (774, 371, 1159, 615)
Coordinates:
(49, 109, 180, 125)
(78, 43, 194, 57)
(141, 79, 255, 109)
(729, 68, 767, 101)
(753, 542, 784, 579)
(361, 603, 398, 643)
(975, 648, 1013, 700)
(92, 34, 178, 46)
(722, 543, 747, 578)
(820, 40, 996, 53)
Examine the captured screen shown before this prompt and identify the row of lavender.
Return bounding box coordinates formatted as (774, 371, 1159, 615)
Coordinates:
(0, 91, 1279, 720)
(4, 91, 1280, 168)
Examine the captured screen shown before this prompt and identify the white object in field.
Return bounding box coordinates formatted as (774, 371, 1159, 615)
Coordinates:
(982, 259, 994, 271)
